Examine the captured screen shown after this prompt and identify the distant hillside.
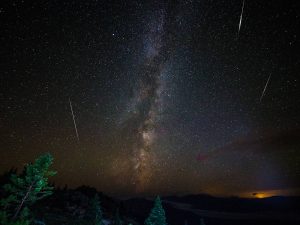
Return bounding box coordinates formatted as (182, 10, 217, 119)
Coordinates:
(123, 194, 300, 225)
(2, 185, 300, 225)
(162, 194, 300, 212)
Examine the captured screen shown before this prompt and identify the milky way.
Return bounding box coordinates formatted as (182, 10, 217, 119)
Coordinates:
(121, 8, 169, 192)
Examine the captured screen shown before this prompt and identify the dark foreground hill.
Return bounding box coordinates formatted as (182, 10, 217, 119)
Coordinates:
(124, 195, 300, 225)
(24, 186, 300, 225)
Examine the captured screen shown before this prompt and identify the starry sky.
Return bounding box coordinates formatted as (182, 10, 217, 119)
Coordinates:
(0, 0, 300, 197)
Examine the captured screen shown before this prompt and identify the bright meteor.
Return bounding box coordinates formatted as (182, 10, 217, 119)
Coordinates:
(238, 0, 245, 38)
(260, 73, 272, 102)
(69, 98, 79, 142)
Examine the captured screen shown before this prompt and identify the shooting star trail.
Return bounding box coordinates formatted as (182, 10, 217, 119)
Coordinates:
(260, 73, 272, 102)
(238, 0, 245, 37)
(69, 98, 79, 141)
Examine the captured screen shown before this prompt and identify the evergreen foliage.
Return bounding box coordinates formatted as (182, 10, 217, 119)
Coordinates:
(113, 209, 122, 225)
(144, 196, 167, 225)
(200, 218, 205, 225)
(91, 194, 104, 225)
(0, 153, 56, 224)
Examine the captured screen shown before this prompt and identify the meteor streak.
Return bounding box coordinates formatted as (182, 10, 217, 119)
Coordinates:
(260, 73, 272, 102)
(69, 98, 79, 141)
(238, 0, 245, 37)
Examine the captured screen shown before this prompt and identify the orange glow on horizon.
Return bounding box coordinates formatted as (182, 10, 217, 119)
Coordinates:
(255, 193, 267, 198)
(237, 188, 300, 199)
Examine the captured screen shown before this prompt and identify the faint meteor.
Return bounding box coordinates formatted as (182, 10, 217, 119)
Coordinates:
(69, 98, 79, 141)
(260, 73, 272, 102)
(238, 0, 245, 37)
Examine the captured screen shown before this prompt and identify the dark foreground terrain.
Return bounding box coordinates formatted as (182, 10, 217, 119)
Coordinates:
(23, 186, 300, 225)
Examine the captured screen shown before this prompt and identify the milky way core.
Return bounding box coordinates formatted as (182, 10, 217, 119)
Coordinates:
(122, 9, 169, 192)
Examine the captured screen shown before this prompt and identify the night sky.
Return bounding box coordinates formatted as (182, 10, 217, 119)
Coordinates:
(1, 0, 300, 197)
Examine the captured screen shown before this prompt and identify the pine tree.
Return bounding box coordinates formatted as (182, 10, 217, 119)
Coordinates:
(0, 153, 56, 222)
(200, 218, 205, 225)
(91, 194, 104, 225)
(113, 208, 122, 225)
(144, 196, 167, 225)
